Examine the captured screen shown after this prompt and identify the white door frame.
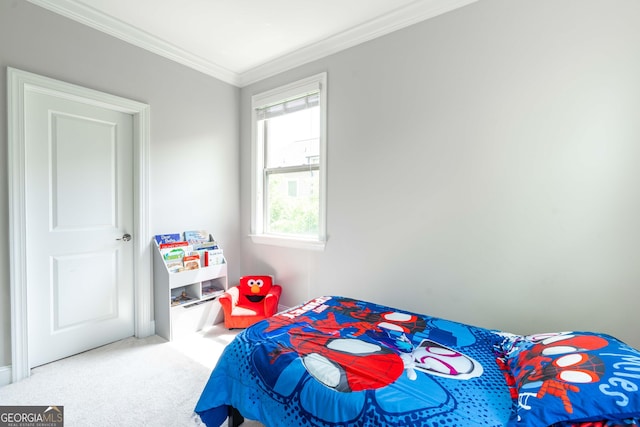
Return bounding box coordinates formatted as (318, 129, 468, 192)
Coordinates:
(7, 67, 153, 383)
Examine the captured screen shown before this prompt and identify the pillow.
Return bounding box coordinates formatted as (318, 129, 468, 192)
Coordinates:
(554, 419, 640, 427)
(497, 331, 640, 427)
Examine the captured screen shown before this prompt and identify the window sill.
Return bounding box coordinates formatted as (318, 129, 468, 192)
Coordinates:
(249, 234, 326, 251)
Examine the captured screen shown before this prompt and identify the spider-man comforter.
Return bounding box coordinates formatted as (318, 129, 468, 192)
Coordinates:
(195, 296, 640, 427)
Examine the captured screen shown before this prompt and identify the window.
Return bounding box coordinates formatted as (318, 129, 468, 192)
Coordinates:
(250, 73, 327, 250)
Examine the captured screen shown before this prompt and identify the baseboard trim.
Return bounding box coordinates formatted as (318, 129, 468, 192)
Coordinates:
(0, 365, 12, 387)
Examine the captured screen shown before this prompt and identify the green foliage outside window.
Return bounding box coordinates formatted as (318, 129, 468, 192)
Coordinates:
(267, 173, 319, 236)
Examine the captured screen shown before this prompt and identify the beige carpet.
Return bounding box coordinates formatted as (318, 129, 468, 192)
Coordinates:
(0, 328, 264, 427)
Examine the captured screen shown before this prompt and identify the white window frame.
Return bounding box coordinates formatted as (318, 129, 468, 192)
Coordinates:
(250, 72, 327, 250)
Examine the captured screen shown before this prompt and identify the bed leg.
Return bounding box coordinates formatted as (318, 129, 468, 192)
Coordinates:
(228, 406, 244, 427)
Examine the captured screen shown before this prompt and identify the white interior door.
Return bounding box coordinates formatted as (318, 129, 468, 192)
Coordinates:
(24, 88, 135, 368)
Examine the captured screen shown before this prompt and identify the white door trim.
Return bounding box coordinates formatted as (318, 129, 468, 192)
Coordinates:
(7, 67, 153, 383)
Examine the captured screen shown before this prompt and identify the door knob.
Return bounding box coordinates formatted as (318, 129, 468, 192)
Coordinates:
(117, 233, 132, 242)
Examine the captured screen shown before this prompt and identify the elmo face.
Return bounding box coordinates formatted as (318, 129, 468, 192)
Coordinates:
(240, 275, 272, 303)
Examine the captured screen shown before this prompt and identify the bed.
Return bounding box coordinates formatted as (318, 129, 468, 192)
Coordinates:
(195, 295, 640, 427)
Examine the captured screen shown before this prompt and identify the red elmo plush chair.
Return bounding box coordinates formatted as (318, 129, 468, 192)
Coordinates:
(219, 275, 282, 329)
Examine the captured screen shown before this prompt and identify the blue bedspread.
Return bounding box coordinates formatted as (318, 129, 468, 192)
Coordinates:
(195, 296, 513, 426)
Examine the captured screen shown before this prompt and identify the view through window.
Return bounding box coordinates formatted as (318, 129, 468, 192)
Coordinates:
(251, 73, 327, 248)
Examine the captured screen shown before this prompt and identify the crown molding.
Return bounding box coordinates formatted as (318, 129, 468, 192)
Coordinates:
(27, 0, 477, 88)
(27, 0, 240, 86)
(238, 0, 478, 87)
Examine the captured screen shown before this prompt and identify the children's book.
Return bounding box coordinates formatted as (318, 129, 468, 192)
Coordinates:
(184, 230, 210, 244)
(182, 254, 201, 270)
(159, 241, 189, 249)
(205, 249, 224, 266)
(163, 247, 187, 261)
(165, 260, 183, 273)
(154, 233, 181, 244)
(192, 241, 219, 251)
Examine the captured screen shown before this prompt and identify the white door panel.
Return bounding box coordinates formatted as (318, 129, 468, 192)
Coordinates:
(52, 112, 118, 229)
(25, 89, 134, 368)
(52, 251, 118, 329)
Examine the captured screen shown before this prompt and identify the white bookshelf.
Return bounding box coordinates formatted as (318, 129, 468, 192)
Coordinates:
(153, 242, 228, 340)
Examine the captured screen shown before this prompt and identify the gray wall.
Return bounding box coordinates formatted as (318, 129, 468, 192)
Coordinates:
(240, 0, 640, 347)
(0, 1, 240, 368)
(2, 0, 639, 373)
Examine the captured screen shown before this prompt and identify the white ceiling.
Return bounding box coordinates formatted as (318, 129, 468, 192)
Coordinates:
(27, 0, 477, 87)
